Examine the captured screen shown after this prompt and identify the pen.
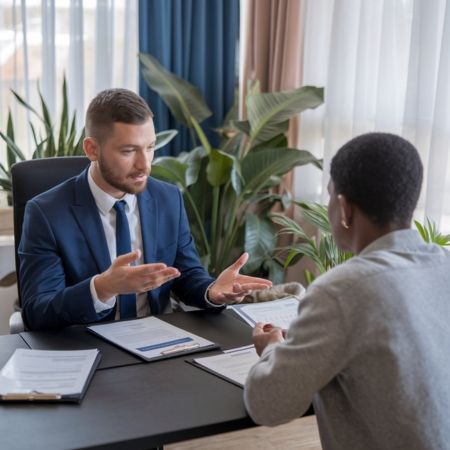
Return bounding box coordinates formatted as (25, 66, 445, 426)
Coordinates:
(224, 344, 255, 354)
(160, 342, 200, 355)
(1, 392, 62, 401)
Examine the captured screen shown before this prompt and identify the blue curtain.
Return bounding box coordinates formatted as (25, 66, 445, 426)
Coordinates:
(138, 0, 239, 156)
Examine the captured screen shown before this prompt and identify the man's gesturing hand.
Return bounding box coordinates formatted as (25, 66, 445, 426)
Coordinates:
(95, 249, 180, 301)
(207, 252, 273, 305)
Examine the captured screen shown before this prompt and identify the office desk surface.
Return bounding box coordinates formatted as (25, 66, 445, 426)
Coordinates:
(1, 310, 255, 449)
(0, 334, 29, 366)
(20, 309, 253, 369)
(20, 325, 142, 370)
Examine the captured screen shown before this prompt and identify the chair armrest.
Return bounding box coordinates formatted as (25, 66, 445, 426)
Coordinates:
(9, 311, 25, 334)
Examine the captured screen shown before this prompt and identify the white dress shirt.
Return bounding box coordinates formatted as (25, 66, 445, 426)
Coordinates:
(87, 167, 150, 318)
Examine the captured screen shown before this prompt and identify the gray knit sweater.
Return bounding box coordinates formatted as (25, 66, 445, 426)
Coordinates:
(244, 229, 450, 450)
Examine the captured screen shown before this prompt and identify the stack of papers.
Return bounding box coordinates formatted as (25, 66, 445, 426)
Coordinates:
(0, 349, 101, 402)
(88, 316, 218, 361)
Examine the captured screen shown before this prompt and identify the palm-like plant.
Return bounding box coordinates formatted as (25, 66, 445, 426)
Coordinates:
(414, 218, 450, 246)
(0, 77, 85, 204)
(274, 202, 450, 285)
(272, 202, 352, 285)
(140, 53, 324, 280)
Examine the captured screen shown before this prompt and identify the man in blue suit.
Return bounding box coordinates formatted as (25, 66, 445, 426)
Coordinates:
(19, 88, 272, 330)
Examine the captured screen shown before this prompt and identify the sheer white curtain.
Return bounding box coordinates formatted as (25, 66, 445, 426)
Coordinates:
(0, 0, 138, 161)
(296, 0, 450, 232)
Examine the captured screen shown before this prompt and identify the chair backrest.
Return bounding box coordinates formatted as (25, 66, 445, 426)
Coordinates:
(11, 156, 90, 306)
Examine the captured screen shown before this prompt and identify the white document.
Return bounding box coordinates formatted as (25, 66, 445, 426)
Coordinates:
(0, 349, 100, 398)
(88, 316, 217, 361)
(193, 345, 259, 387)
(229, 296, 301, 329)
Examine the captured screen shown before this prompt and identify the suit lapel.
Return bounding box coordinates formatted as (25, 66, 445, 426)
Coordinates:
(138, 185, 160, 313)
(71, 168, 111, 273)
(137, 186, 157, 264)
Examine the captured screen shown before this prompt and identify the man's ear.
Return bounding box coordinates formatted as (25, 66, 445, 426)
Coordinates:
(83, 137, 99, 161)
(337, 194, 353, 229)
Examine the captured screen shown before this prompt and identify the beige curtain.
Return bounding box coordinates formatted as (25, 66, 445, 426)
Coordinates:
(240, 0, 306, 208)
(239, 0, 305, 149)
(239, 0, 309, 282)
(239, 0, 305, 198)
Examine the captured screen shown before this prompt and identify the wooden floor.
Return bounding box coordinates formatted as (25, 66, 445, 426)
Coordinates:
(167, 415, 322, 450)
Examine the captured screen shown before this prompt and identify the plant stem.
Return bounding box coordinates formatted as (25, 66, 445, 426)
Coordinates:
(183, 189, 210, 257)
(210, 186, 220, 271)
(191, 117, 212, 154)
(218, 196, 243, 268)
(188, 126, 197, 149)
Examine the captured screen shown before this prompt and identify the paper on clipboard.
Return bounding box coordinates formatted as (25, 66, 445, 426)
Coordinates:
(88, 316, 218, 361)
(191, 345, 259, 387)
(229, 296, 300, 329)
(0, 348, 101, 402)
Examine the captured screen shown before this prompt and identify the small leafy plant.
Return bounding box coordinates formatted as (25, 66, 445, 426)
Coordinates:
(273, 202, 450, 285)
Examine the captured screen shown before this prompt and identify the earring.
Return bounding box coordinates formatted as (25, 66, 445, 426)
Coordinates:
(341, 219, 350, 229)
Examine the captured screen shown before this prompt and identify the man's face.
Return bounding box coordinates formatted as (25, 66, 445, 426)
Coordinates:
(90, 118, 156, 198)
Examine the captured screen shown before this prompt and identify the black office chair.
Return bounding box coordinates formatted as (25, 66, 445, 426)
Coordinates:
(10, 156, 90, 333)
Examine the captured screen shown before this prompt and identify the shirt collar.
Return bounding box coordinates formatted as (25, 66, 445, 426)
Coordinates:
(87, 165, 136, 215)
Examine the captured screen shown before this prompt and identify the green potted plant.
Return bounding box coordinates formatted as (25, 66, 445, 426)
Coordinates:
(0, 77, 85, 207)
(273, 202, 450, 285)
(139, 53, 324, 282)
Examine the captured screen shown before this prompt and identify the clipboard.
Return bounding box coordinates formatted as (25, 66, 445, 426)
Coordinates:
(0, 349, 102, 403)
(88, 316, 219, 362)
(189, 345, 259, 388)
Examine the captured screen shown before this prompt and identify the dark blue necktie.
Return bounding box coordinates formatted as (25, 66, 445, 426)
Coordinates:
(114, 200, 137, 319)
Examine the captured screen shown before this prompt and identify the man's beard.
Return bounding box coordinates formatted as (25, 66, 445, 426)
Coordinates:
(98, 157, 148, 195)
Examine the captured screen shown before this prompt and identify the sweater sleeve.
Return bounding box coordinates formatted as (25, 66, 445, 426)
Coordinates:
(244, 285, 350, 426)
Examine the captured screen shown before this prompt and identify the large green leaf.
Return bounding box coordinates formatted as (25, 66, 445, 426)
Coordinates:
(57, 76, 69, 156)
(0, 131, 26, 162)
(231, 120, 251, 136)
(244, 213, 277, 273)
(263, 258, 285, 284)
(139, 53, 212, 127)
(0, 162, 9, 178)
(0, 178, 12, 190)
(247, 86, 324, 146)
(155, 129, 178, 151)
(38, 87, 56, 156)
(206, 149, 234, 187)
(151, 157, 188, 188)
(11, 89, 42, 121)
(6, 110, 16, 169)
(294, 201, 331, 233)
(241, 147, 319, 196)
(179, 146, 207, 187)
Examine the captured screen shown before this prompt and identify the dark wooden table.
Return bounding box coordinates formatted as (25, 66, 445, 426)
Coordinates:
(0, 310, 256, 449)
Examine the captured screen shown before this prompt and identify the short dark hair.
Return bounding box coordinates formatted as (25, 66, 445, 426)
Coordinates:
(330, 132, 423, 226)
(85, 88, 154, 143)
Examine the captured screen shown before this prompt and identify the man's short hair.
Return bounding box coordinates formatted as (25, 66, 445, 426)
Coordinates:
(85, 88, 154, 143)
(330, 132, 423, 226)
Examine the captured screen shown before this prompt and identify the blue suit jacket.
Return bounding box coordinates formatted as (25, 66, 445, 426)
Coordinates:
(19, 168, 216, 330)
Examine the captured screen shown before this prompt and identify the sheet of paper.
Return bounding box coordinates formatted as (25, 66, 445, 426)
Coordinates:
(88, 317, 216, 360)
(0, 349, 99, 395)
(229, 296, 300, 329)
(193, 345, 259, 387)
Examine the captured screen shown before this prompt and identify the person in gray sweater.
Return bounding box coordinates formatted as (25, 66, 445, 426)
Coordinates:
(244, 132, 450, 450)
